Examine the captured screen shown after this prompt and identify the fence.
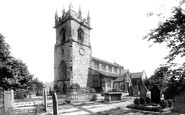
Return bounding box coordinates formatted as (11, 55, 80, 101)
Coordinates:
(67, 93, 95, 101)
(58, 93, 96, 101)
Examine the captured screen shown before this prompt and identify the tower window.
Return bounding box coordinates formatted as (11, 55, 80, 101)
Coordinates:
(60, 28, 66, 43)
(77, 28, 84, 42)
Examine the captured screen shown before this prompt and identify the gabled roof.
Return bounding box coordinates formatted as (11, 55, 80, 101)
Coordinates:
(92, 57, 123, 68)
(90, 68, 123, 78)
(130, 72, 143, 79)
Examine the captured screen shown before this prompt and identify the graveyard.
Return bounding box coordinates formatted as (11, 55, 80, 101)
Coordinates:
(1, 82, 185, 115)
(1, 0, 185, 115)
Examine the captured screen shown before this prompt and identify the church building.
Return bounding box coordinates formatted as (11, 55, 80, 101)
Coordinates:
(54, 4, 131, 94)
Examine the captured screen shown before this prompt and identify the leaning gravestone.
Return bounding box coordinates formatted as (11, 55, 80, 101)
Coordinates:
(164, 88, 175, 100)
(53, 92, 58, 115)
(140, 84, 147, 98)
(43, 88, 47, 112)
(133, 85, 139, 96)
(151, 85, 161, 104)
(172, 91, 185, 114)
(129, 86, 133, 96)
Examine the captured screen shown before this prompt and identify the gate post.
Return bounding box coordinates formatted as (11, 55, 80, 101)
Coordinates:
(0, 87, 4, 115)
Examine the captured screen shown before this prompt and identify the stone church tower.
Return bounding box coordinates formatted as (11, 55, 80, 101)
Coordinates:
(54, 4, 92, 94)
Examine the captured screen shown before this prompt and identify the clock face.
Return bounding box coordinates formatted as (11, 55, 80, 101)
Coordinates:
(79, 48, 85, 55)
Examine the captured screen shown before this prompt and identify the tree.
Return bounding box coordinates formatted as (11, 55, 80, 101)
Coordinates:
(144, 5, 185, 95)
(0, 33, 43, 94)
(0, 56, 34, 90)
(0, 33, 14, 90)
(31, 78, 44, 96)
(0, 33, 11, 62)
(144, 65, 169, 90)
(144, 7, 185, 63)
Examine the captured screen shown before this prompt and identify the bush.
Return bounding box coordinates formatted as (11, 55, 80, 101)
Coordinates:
(140, 97, 146, 105)
(65, 99, 71, 104)
(49, 89, 53, 96)
(134, 98, 140, 105)
(145, 97, 151, 104)
(127, 104, 161, 112)
(70, 83, 80, 91)
(112, 89, 118, 92)
(14, 89, 27, 99)
(36, 91, 43, 96)
(54, 85, 61, 94)
(167, 99, 174, 108)
(90, 94, 97, 101)
(160, 99, 168, 109)
(90, 88, 96, 93)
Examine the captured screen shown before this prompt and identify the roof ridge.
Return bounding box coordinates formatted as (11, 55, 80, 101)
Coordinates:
(92, 57, 122, 67)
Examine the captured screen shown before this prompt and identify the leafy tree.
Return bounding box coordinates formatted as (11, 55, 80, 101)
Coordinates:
(144, 66, 169, 90)
(0, 33, 14, 90)
(0, 57, 34, 90)
(31, 78, 44, 96)
(0, 33, 11, 62)
(144, 6, 185, 94)
(144, 7, 185, 63)
(0, 33, 44, 94)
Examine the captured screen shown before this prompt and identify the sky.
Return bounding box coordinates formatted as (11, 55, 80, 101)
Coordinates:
(0, 0, 183, 82)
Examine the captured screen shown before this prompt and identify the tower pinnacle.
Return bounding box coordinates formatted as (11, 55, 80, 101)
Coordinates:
(87, 10, 91, 25)
(55, 9, 58, 25)
(69, 2, 73, 10)
(55, 9, 58, 19)
(78, 5, 82, 19)
(62, 4, 65, 16)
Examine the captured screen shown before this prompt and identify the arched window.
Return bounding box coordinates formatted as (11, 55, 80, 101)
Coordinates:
(77, 28, 84, 42)
(58, 61, 67, 80)
(60, 28, 66, 43)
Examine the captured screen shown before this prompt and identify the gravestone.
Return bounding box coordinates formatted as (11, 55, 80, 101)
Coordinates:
(0, 88, 4, 114)
(43, 88, 47, 112)
(53, 92, 58, 115)
(164, 88, 175, 100)
(128, 86, 133, 96)
(151, 85, 161, 104)
(140, 84, 147, 98)
(4, 90, 14, 112)
(133, 85, 139, 96)
(172, 91, 185, 114)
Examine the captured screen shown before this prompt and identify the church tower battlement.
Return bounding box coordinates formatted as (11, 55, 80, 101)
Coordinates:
(54, 3, 92, 94)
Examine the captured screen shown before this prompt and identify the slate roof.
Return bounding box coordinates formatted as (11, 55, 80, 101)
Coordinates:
(130, 72, 143, 79)
(92, 57, 123, 68)
(91, 68, 123, 78)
